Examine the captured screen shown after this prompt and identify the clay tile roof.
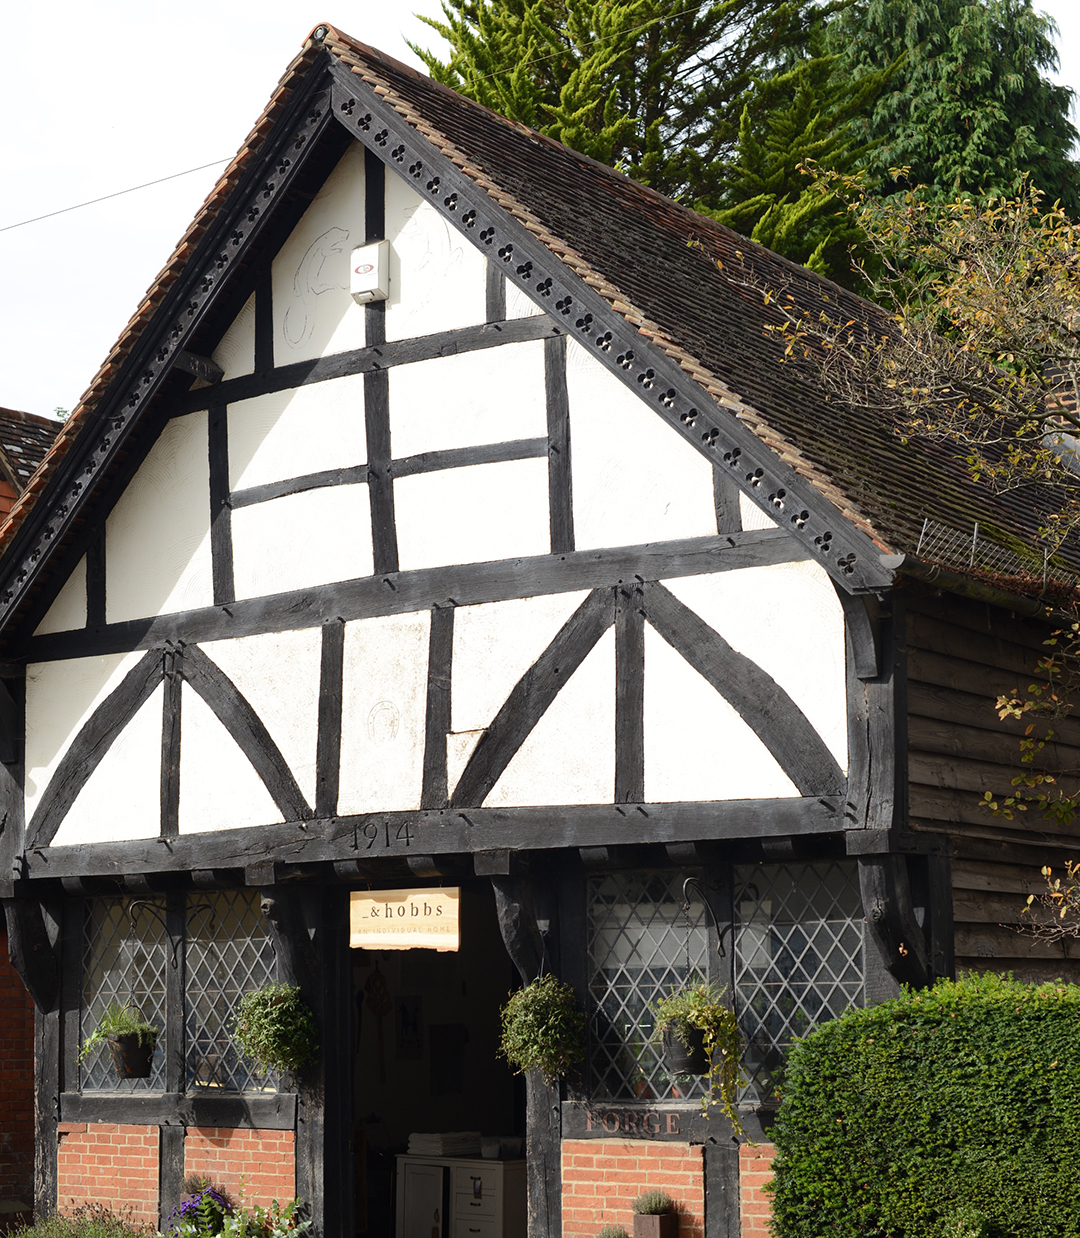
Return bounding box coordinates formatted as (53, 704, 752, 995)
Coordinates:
(0, 408, 60, 492)
(2, 22, 1070, 584)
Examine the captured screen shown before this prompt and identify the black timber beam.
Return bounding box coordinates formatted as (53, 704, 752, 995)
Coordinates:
(20, 797, 846, 880)
(27, 530, 806, 662)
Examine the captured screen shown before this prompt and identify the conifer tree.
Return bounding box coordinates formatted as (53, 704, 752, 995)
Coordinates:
(829, 0, 1080, 214)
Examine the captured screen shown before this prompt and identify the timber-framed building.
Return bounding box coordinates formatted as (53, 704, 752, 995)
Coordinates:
(0, 24, 1076, 1237)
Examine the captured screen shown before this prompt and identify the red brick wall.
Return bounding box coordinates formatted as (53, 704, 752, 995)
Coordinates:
(739, 1143, 776, 1236)
(185, 1128, 296, 1208)
(56, 1124, 159, 1225)
(0, 928, 35, 1212)
(561, 1140, 704, 1238)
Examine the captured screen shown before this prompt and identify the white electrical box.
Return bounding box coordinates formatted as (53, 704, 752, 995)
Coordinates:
(350, 240, 389, 304)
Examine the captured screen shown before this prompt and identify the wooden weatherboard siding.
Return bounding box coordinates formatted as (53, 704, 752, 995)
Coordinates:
(905, 584, 1080, 983)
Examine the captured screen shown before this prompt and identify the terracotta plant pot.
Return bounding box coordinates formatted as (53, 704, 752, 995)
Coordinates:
(634, 1214, 679, 1238)
(662, 1025, 708, 1075)
(108, 1033, 156, 1079)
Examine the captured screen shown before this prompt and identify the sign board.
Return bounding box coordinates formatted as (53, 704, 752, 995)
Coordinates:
(350, 888, 460, 951)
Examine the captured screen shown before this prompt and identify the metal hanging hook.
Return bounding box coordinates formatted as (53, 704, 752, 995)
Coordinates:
(681, 876, 733, 959)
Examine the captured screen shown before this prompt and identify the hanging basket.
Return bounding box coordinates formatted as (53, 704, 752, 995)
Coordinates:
(662, 1024, 709, 1076)
(108, 1032, 156, 1079)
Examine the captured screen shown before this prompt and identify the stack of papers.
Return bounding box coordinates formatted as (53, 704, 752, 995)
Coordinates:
(408, 1131, 482, 1156)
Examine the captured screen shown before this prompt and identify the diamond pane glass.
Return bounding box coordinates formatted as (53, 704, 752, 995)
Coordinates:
(587, 871, 708, 1102)
(81, 898, 168, 1092)
(734, 861, 864, 1103)
(185, 889, 277, 1092)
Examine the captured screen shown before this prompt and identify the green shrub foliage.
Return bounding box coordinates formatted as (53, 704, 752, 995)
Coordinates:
(232, 983, 318, 1076)
(632, 1191, 675, 1216)
(498, 973, 585, 1083)
(768, 972, 1080, 1238)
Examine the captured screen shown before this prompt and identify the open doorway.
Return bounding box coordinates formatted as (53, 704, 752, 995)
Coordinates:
(351, 881, 524, 1238)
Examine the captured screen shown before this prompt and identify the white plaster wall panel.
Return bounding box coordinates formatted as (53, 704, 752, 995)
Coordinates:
(25, 650, 148, 822)
(643, 625, 799, 802)
(199, 629, 322, 807)
(446, 730, 484, 799)
(34, 556, 86, 636)
(663, 562, 847, 769)
(739, 492, 778, 531)
(228, 376, 367, 491)
(212, 293, 255, 380)
(506, 277, 545, 320)
(485, 627, 615, 806)
(106, 412, 213, 623)
(395, 459, 549, 572)
(450, 591, 590, 734)
(272, 142, 366, 366)
(388, 342, 546, 457)
(51, 685, 164, 845)
(338, 611, 431, 813)
(566, 338, 716, 549)
(384, 174, 486, 342)
(231, 485, 374, 600)
(179, 684, 284, 833)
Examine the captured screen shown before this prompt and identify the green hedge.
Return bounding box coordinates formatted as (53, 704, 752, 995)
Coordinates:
(767, 972, 1080, 1238)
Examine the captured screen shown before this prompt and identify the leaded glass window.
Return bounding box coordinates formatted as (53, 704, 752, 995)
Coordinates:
(186, 890, 277, 1092)
(734, 861, 864, 1103)
(79, 890, 277, 1094)
(81, 897, 168, 1093)
(587, 870, 708, 1102)
(584, 862, 865, 1106)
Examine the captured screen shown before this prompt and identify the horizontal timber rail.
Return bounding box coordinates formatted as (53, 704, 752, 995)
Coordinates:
(21, 797, 846, 879)
(26, 530, 807, 662)
(59, 1091, 296, 1129)
(169, 315, 558, 416)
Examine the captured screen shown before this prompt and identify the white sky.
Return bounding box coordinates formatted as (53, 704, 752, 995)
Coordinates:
(2, 0, 1080, 421)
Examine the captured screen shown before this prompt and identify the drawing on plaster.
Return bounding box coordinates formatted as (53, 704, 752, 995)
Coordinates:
(663, 563, 848, 770)
(338, 611, 431, 814)
(34, 555, 87, 636)
(179, 685, 284, 833)
(272, 142, 367, 364)
(284, 227, 352, 349)
(231, 483, 373, 599)
(483, 627, 616, 807)
(643, 626, 798, 802)
(394, 458, 549, 571)
(388, 342, 546, 457)
(198, 630, 322, 806)
(25, 650, 151, 826)
(212, 292, 255, 381)
(105, 411, 213, 623)
(384, 172, 486, 342)
(564, 338, 716, 550)
(228, 376, 368, 491)
(51, 685, 164, 845)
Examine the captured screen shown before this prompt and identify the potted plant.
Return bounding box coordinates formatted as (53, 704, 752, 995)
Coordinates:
(233, 982, 319, 1076)
(79, 1000, 159, 1079)
(597, 1227, 630, 1238)
(498, 973, 585, 1083)
(651, 981, 744, 1126)
(632, 1191, 678, 1238)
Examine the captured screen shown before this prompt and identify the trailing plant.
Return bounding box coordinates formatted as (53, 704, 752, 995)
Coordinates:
(233, 983, 319, 1076)
(78, 1000, 158, 1063)
(651, 981, 743, 1125)
(767, 972, 1080, 1237)
(498, 973, 585, 1083)
(632, 1191, 675, 1216)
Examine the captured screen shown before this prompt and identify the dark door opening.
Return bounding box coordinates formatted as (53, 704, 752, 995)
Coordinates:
(351, 881, 524, 1238)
